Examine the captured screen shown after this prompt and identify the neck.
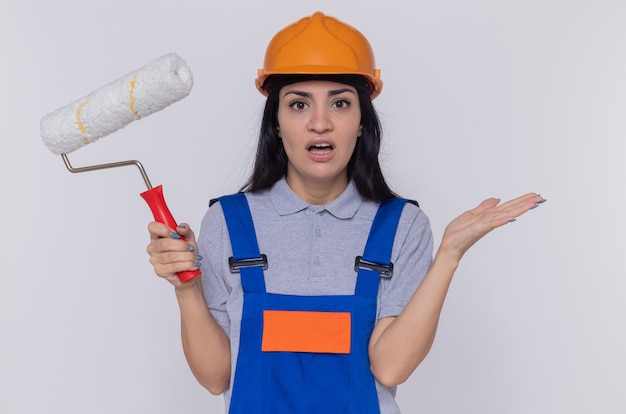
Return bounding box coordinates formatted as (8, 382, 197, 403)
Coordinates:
(286, 174, 349, 205)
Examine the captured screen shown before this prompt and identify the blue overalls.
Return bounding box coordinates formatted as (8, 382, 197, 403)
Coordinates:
(218, 193, 409, 413)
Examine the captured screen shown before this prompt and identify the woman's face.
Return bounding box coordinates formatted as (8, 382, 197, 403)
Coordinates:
(277, 80, 362, 203)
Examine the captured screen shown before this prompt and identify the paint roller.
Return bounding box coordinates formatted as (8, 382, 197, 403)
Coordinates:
(40, 52, 200, 282)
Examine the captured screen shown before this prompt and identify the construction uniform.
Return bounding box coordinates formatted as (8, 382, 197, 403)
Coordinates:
(199, 179, 433, 413)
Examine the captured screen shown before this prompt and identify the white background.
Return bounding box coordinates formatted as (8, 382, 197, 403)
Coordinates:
(1, 0, 625, 413)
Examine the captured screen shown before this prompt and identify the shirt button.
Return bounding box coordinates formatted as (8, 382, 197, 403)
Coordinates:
(315, 228, 322, 238)
(313, 256, 321, 266)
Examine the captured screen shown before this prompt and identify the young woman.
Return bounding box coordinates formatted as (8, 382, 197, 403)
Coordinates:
(146, 11, 545, 413)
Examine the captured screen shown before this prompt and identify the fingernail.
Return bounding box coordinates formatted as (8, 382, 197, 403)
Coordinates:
(188, 244, 195, 252)
(178, 224, 187, 229)
(194, 262, 201, 268)
(537, 198, 547, 204)
(195, 254, 203, 261)
(508, 219, 517, 223)
(170, 232, 181, 239)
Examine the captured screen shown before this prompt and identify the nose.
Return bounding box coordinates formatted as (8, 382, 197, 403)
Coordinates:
(307, 106, 332, 134)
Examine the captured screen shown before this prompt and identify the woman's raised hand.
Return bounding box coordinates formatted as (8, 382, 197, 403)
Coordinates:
(146, 222, 202, 287)
(438, 193, 545, 265)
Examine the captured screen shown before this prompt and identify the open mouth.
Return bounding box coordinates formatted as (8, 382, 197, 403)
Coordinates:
(308, 143, 333, 153)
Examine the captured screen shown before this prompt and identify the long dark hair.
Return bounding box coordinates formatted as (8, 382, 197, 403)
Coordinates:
(240, 74, 397, 202)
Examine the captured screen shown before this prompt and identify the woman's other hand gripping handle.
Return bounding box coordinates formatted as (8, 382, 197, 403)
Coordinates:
(146, 222, 202, 288)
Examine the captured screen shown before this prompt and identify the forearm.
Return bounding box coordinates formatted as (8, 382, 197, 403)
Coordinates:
(369, 249, 458, 386)
(175, 279, 231, 395)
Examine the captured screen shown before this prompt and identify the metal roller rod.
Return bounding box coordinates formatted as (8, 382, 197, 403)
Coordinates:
(60, 153, 153, 190)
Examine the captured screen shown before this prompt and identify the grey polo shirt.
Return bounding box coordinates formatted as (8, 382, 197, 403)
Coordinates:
(199, 178, 433, 413)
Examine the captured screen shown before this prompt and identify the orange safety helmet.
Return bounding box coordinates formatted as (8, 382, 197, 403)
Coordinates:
(256, 11, 383, 99)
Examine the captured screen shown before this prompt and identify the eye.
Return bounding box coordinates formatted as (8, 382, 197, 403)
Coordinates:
(332, 99, 351, 110)
(289, 101, 309, 110)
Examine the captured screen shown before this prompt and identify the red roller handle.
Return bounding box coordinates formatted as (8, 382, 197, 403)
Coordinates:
(140, 185, 201, 282)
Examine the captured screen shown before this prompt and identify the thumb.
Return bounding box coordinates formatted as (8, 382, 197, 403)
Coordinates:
(175, 223, 197, 244)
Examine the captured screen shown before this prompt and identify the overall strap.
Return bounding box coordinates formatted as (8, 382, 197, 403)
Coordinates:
(217, 193, 266, 293)
(355, 198, 410, 298)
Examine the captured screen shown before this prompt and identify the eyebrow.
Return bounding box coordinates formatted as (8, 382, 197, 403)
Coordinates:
(282, 88, 356, 99)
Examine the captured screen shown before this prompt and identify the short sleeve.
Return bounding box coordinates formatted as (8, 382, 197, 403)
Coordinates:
(198, 201, 232, 337)
(377, 203, 434, 319)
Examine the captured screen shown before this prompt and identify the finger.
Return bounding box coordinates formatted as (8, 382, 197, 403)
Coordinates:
(148, 236, 197, 256)
(175, 223, 197, 243)
(499, 193, 546, 219)
(149, 246, 200, 269)
(151, 252, 199, 270)
(175, 224, 200, 258)
(470, 197, 501, 215)
(152, 258, 200, 280)
(496, 193, 542, 210)
(148, 221, 177, 240)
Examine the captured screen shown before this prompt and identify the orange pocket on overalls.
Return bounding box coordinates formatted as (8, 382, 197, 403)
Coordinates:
(262, 310, 351, 354)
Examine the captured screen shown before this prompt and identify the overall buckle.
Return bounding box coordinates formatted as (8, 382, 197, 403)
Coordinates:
(354, 256, 393, 279)
(229, 254, 268, 273)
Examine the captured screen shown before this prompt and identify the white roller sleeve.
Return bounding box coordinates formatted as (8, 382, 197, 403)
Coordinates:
(41, 53, 193, 155)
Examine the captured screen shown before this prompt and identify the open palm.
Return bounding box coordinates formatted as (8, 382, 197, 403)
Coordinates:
(439, 193, 544, 262)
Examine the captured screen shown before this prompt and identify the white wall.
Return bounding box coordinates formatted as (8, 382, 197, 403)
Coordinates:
(1, 0, 625, 413)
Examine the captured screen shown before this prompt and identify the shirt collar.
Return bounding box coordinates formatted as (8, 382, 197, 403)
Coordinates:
(269, 178, 363, 219)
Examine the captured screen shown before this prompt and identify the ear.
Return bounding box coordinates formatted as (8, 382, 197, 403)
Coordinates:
(357, 125, 362, 138)
(277, 126, 281, 138)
